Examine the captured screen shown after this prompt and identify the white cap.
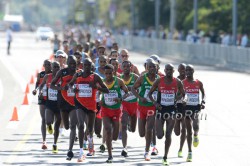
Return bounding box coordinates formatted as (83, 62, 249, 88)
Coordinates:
(150, 54, 161, 64)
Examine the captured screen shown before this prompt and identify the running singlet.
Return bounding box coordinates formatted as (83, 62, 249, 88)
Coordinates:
(158, 77, 178, 106)
(101, 76, 122, 109)
(75, 73, 97, 110)
(138, 73, 158, 107)
(183, 79, 200, 106)
(120, 73, 137, 103)
(60, 68, 75, 106)
(46, 73, 59, 101)
(39, 71, 48, 100)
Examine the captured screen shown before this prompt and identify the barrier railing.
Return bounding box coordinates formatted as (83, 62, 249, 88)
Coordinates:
(115, 35, 250, 72)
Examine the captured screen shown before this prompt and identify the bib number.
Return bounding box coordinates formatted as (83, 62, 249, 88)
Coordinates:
(48, 88, 57, 101)
(187, 93, 199, 105)
(78, 84, 92, 97)
(161, 93, 175, 106)
(67, 87, 75, 97)
(42, 85, 47, 97)
(104, 92, 118, 106)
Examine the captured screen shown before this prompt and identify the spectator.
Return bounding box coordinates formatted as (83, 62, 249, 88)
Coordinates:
(6, 26, 12, 55)
(241, 33, 248, 47)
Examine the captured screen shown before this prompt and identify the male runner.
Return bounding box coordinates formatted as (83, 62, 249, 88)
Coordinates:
(132, 59, 159, 161)
(149, 64, 185, 165)
(38, 61, 61, 153)
(68, 58, 108, 161)
(120, 60, 139, 157)
(32, 59, 52, 150)
(101, 64, 129, 163)
(183, 64, 206, 162)
(50, 56, 77, 160)
(174, 63, 187, 158)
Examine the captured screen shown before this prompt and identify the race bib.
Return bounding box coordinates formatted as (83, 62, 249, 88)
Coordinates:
(187, 93, 199, 105)
(161, 93, 175, 106)
(78, 84, 92, 97)
(48, 88, 57, 101)
(42, 85, 47, 97)
(104, 92, 118, 106)
(121, 90, 136, 101)
(144, 89, 157, 102)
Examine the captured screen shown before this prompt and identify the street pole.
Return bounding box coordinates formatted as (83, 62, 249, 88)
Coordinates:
(232, 0, 237, 46)
(155, 0, 160, 38)
(193, 0, 198, 32)
(170, 0, 176, 37)
(131, 0, 135, 34)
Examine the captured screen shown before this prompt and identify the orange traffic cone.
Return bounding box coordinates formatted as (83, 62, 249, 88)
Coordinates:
(30, 75, 34, 84)
(10, 107, 19, 121)
(25, 84, 30, 94)
(22, 94, 29, 105)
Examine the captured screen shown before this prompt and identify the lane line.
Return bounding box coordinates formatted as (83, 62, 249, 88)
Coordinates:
(4, 111, 40, 164)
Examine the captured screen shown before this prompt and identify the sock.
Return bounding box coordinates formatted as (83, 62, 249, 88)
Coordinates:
(83, 140, 87, 144)
(80, 148, 83, 153)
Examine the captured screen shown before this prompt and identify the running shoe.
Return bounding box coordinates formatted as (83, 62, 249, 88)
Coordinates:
(162, 156, 169, 165)
(106, 156, 113, 163)
(193, 136, 199, 147)
(186, 152, 192, 162)
(96, 134, 102, 138)
(77, 152, 86, 162)
(100, 144, 105, 153)
(87, 142, 95, 156)
(178, 150, 183, 158)
(121, 150, 128, 157)
(47, 125, 53, 135)
(52, 145, 58, 153)
(66, 150, 74, 161)
(144, 152, 151, 161)
(151, 147, 158, 155)
(41, 142, 47, 150)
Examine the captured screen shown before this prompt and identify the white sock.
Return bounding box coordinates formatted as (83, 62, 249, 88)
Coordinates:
(84, 140, 87, 144)
(123, 148, 127, 152)
(80, 148, 83, 153)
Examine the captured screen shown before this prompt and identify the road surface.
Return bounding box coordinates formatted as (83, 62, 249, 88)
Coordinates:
(0, 32, 250, 166)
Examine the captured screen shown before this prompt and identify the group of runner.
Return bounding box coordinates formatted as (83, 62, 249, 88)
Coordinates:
(32, 31, 206, 165)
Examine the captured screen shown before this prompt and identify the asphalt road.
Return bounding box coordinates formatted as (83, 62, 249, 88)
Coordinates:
(0, 32, 250, 166)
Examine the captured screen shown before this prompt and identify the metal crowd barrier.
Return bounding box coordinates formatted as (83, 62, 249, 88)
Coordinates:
(115, 35, 250, 73)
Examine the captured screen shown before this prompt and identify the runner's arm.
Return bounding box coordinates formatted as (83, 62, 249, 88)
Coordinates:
(148, 78, 160, 104)
(131, 75, 143, 100)
(95, 74, 109, 93)
(50, 70, 62, 90)
(38, 74, 48, 93)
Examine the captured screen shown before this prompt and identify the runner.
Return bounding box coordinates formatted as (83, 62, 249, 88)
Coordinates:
(101, 64, 129, 163)
(109, 58, 120, 77)
(51, 34, 61, 53)
(38, 61, 61, 153)
(68, 58, 109, 161)
(148, 63, 185, 165)
(50, 55, 78, 160)
(109, 50, 119, 60)
(183, 64, 206, 162)
(174, 63, 187, 158)
(117, 49, 140, 75)
(32, 59, 52, 150)
(73, 51, 83, 70)
(120, 60, 139, 157)
(131, 59, 159, 161)
(55, 50, 67, 69)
